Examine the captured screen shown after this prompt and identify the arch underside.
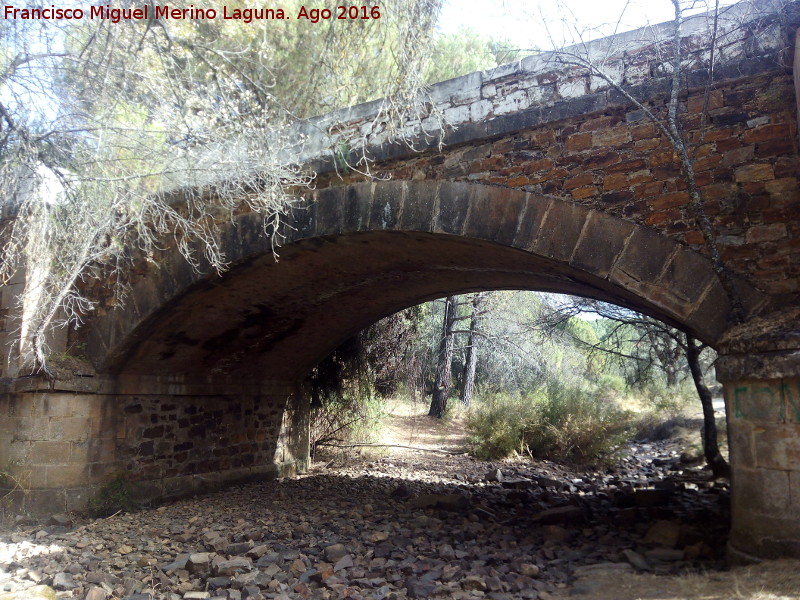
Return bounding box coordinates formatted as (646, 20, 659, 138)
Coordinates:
(86, 181, 761, 381)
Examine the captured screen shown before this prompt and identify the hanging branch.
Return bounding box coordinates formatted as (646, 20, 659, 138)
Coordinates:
(547, 0, 748, 324)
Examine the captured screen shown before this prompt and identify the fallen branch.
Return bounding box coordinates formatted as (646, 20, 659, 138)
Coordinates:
(315, 442, 466, 455)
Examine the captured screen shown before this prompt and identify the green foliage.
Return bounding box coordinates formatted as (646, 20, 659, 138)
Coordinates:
(643, 380, 695, 414)
(307, 307, 420, 454)
(309, 393, 385, 457)
(596, 372, 627, 394)
(334, 139, 351, 174)
(628, 381, 696, 441)
(465, 391, 531, 459)
(88, 473, 139, 517)
(425, 27, 525, 84)
(466, 379, 632, 465)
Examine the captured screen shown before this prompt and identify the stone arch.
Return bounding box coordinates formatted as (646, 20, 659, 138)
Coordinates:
(83, 180, 759, 381)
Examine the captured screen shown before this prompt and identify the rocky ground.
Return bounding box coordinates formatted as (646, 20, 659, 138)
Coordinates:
(0, 408, 798, 600)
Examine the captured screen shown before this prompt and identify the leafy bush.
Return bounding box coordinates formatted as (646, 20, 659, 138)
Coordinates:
(465, 392, 530, 459)
(307, 309, 421, 457)
(466, 380, 632, 465)
(643, 381, 695, 413)
(596, 373, 627, 395)
(89, 473, 139, 517)
(628, 381, 695, 441)
(309, 392, 385, 457)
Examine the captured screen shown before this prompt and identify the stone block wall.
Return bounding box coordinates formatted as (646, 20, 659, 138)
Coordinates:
(724, 377, 800, 558)
(0, 378, 309, 515)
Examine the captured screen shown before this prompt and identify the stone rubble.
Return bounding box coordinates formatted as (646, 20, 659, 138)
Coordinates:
(0, 439, 730, 600)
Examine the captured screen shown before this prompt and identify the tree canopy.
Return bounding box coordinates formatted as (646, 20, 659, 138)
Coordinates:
(1, 1, 523, 371)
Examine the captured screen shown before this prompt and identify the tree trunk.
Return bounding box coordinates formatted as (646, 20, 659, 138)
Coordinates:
(685, 333, 730, 478)
(460, 292, 484, 407)
(429, 295, 458, 418)
(665, 365, 679, 387)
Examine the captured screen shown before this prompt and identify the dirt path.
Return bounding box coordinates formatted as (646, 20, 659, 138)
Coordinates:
(377, 398, 469, 455)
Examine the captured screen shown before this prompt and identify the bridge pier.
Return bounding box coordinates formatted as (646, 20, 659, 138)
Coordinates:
(717, 313, 800, 561)
(0, 375, 310, 515)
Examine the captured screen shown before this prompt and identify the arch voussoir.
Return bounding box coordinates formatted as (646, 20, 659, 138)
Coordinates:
(83, 180, 759, 379)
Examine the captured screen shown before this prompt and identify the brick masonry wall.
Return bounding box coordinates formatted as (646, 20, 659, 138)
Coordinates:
(317, 73, 800, 302)
(0, 383, 309, 514)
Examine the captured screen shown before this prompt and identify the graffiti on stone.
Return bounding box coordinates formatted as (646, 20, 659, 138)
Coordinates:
(733, 383, 785, 422)
(784, 380, 800, 423)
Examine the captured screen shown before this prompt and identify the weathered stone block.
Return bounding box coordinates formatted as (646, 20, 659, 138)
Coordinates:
(655, 246, 716, 306)
(30, 441, 72, 464)
(592, 126, 631, 147)
(283, 201, 314, 242)
(722, 145, 755, 167)
(399, 181, 436, 232)
(753, 424, 800, 470)
(313, 186, 345, 236)
(566, 132, 592, 152)
(470, 99, 492, 122)
(533, 201, 590, 263)
(462, 186, 524, 245)
(610, 227, 675, 285)
(745, 223, 787, 244)
(69, 437, 115, 465)
(735, 163, 775, 182)
(510, 195, 550, 252)
(784, 379, 800, 423)
(729, 507, 800, 559)
(580, 115, 617, 132)
(433, 183, 470, 235)
(572, 185, 598, 200)
(49, 416, 94, 442)
(34, 394, 75, 418)
(16, 417, 49, 441)
(4, 439, 32, 465)
(602, 173, 627, 191)
(647, 191, 689, 210)
(45, 464, 89, 488)
(570, 211, 634, 279)
(726, 421, 755, 469)
(732, 466, 791, 517)
(744, 123, 789, 144)
(368, 182, 401, 230)
(565, 172, 593, 190)
(341, 183, 372, 231)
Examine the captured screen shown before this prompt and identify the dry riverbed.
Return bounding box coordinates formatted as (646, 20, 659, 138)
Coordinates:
(1, 403, 798, 600)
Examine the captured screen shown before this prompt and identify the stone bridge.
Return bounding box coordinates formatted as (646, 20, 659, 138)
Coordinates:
(2, 0, 800, 561)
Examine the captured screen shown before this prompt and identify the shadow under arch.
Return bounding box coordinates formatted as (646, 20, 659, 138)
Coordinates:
(83, 180, 760, 381)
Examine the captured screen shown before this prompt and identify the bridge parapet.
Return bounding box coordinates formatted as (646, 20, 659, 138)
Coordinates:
(288, 0, 796, 172)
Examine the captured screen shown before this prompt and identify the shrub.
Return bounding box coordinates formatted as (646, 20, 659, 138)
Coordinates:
(466, 380, 632, 465)
(89, 473, 139, 517)
(309, 391, 385, 457)
(465, 392, 531, 459)
(628, 381, 695, 441)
